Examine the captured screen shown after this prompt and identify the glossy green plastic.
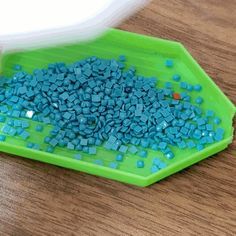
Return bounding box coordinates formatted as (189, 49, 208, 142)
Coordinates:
(0, 29, 235, 187)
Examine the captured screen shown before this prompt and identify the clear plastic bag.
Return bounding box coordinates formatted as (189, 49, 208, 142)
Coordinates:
(0, 0, 148, 51)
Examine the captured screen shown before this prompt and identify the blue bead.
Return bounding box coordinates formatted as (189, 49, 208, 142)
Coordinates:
(13, 64, 22, 71)
(206, 110, 214, 117)
(33, 144, 40, 150)
(137, 160, 144, 168)
(193, 84, 202, 91)
(196, 144, 204, 151)
(119, 145, 128, 153)
(0, 115, 6, 122)
(195, 96, 203, 104)
(74, 154, 82, 160)
(119, 55, 126, 62)
(180, 82, 187, 89)
(44, 136, 51, 143)
(187, 140, 195, 148)
(116, 154, 123, 162)
(46, 146, 54, 153)
(138, 150, 147, 158)
(165, 59, 174, 68)
(158, 162, 167, 169)
(165, 152, 174, 159)
(151, 143, 159, 150)
(153, 158, 161, 166)
(35, 124, 43, 132)
(178, 140, 186, 149)
(159, 142, 167, 150)
(88, 147, 97, 155)
(27, 142, 34, 148)
(151, 165, 159, 173)
(109, 162, 118, 169)
(213, 117, 221, 125)
(94, 159, 103, 166)
(128, 145, 138, 154)
(206, 124, 213, 131)
(186, 84, 193, 91)
(165, 82, 172, 89)
(172, 74, 181, 81)
(0, 134, 6, 141)
(67, 142, 75, 150)
(80, 139, 88, 146)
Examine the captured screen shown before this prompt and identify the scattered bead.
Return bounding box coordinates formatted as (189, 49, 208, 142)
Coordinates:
(193, 84, 202, 91)
(35, 124, 43, 132)
(46, 146, 54, 153)
(27, 142, 34, 148)
(13, 64, 22, 71)
(109, 162, 118, 169)
(165, 59, 174, 68)
(195, 96, 203, 104)
(137, 160, 144, 168)
(151, 165, 159, 173)
(138, 150, 147, 158)
(94, 159, 103, 166)
(0, 134, 6, 141)
(213, 117, 221, 125)
(0, 115, 6, 123)
(74, 154, 82, 160)
(172, 74, 181, 81)
(158, 162, 167, 169)
(116, 154, 123, 162)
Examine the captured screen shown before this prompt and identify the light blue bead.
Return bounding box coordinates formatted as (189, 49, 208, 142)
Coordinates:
(0, 115, 6, 123)
(13, 64, 22, 71)
(213, 117, 221, 125)
(196, 144, 204, 151)
(119, 55, 126, 62)
(138, 150, 147, 158)
(206, 110, 214, 117)
(158, 162, 167, 169)
(165, 152, 174, 159)
(187, 140, 195, 148)
(88, 147, 97, 155)
(159, 142, 167, 150)
(116, 154, 123, 162)
(35, 124, 43, 132)
(74, 154, 82, 160)
(0, 134, 6, 141)
(172, 74, 181, 81)
(195, 96, 203, 104)
(128, 145, 138, 154)
(180, 82, 187, 89)
(109, 162, 118, 169)
(151, 165, 159, 173)
(27, 142, 34, 148)
(165, 59, 174, 68)
(46, 146, 54, 153)
(119, 145, 128, 153)
(153, 158, 161, 166)
(94, 159, 103, 166)
(193, 84, 202, 91)
(151, 143, 158, 150)
(19, 130, 30, 140)
(137, 160, 144, 168)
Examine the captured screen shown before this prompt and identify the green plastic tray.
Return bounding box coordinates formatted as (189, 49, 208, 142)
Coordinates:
(0, 29, 235, 187)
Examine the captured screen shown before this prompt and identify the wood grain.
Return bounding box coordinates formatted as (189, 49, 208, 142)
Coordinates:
(0, 1, 236, 235)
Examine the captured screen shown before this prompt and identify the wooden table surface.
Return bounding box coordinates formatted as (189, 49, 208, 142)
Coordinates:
(0, 1, 236, 235)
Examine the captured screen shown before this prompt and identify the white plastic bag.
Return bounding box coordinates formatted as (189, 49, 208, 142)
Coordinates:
(0, 0, 148, 51)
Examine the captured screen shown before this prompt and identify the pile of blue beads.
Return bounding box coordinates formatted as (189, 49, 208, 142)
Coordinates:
(0, 56, 224, 170)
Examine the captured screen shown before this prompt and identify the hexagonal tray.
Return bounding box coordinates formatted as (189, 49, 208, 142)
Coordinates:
(0, 29, 235, 186)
